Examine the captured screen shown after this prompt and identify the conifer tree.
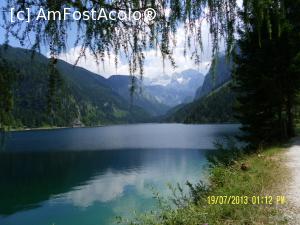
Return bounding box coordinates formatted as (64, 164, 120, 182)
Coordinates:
(233, 0, 300, 148)
(1, 0, 300, 148)
(0, 57, 15, 130)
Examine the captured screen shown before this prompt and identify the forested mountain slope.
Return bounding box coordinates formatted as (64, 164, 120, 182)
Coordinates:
(164, 84, 237, 123)
(107, 75, 170, 116)
(164, 54, 236, 124)
(195, 55, 232, 99)
(0, 46, 150, 128)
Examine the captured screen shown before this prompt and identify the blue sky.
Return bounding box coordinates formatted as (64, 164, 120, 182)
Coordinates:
(0, 1, 214, 80)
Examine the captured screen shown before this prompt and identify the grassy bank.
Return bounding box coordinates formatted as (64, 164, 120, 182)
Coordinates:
(122, 147, 289, 225)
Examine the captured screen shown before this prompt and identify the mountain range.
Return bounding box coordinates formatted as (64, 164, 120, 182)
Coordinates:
(0, 45, 206, 128)
(106, 75, 170, 116)
(145, 70, 205, 106)
(0, 46, 149, 128)
(195, 55, 232, 99)
(164, 54, 236, 123)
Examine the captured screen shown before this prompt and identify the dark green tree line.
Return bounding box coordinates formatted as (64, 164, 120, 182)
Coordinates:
(3, 0, 237, 75)
(0, 57, 16, 130)
(1, 0, 238, 129)
(2, 0, 287, 75)
(233, 0, 300, 148)
(1, 0, 299, 148)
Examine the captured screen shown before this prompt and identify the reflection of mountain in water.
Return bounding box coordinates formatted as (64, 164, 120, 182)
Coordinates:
(4, 124, 240, 151)
(0, 149, 207, 216)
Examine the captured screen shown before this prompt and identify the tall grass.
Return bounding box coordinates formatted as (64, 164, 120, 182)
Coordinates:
(118, 142, 289, 225)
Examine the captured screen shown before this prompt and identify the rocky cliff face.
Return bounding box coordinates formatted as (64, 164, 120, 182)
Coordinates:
(145, 69, 205, 107)
(195, 55, 232, 99)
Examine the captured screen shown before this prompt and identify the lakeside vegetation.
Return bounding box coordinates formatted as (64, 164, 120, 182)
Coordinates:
(164, 84, 237, 124)
(120, 145, 289, 225)
(0, 0, 300, 224)
(1, 0, 299, 145)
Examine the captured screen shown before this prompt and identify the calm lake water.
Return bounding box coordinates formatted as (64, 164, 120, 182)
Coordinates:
(0, 123, 239, 225)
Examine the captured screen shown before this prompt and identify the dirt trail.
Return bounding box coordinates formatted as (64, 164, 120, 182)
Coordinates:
(285, 138, 300, 222)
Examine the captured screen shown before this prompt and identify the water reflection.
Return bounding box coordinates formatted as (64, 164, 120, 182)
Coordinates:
(0, 149, 207, 219)
(4, 124, 239, 151)
(0, 124, 239, 225)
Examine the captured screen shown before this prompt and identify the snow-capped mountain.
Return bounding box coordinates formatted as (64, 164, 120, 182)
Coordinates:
(145, 69, 205, 107)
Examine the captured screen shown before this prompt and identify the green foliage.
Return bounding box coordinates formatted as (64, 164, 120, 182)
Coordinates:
(165, 84, 237, 123)
(185, 181, 210, 205)
(0, 55, 17, 149)
(3, 0, 289, 75)
(1, 0, 296, 130)
(233, 0, 300, 148)
(195, 54, 233, 99)
(120, 147, 287, 225)
(0, 56, 16, 130)
(1, 46, 150, 129)
(206, 137, 244, 166)
(2, 0, 242, 77)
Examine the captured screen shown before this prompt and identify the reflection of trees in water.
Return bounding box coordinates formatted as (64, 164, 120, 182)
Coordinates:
(0, 131, 3, 150)
(0, 131, 8, 151)
(0, 149, 205, 216)
(0, 150, 140, 215)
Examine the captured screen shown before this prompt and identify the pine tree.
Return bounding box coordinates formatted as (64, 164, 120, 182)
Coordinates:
(233, 0, 300, 148)
(0, 57, 16, 130)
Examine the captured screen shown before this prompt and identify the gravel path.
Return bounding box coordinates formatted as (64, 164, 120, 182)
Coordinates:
(285, 138, 300, 222)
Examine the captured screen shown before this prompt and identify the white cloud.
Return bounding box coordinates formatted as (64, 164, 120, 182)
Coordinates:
(51, 155, 208, 208)
(237, 0, 243, 8)
(57, 24, 213, 79)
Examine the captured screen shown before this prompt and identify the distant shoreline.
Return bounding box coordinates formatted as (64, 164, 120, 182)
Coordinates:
(11, 126, 71, 132)
(8, 122, 240, 132)
(10, 125, 97, 132)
